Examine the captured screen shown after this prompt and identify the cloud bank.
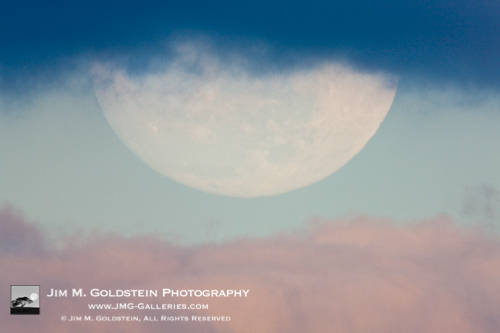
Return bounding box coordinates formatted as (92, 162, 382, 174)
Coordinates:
(1, 1, 499, 91)
(2, 206, 500, 332)
(94, 44, 397, 197)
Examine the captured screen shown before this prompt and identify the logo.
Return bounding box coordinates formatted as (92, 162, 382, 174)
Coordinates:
(10, 285, 40, 315)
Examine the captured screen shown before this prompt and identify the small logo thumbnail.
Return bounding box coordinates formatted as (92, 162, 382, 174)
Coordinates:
(10, 285, 40, 315)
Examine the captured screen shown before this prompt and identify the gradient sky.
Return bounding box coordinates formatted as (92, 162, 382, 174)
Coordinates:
(1, 1, 499, 245)
(2, 2, 500, 333)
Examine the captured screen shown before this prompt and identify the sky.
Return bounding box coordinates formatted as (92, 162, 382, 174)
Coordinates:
(1, 1, 500, 332)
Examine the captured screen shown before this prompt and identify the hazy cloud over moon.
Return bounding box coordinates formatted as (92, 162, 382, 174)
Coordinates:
(1, 1, 499, 90)
(94, 43, 397, 197)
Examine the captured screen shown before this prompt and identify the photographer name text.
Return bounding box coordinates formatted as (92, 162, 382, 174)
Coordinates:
(47, 288, 250, 298)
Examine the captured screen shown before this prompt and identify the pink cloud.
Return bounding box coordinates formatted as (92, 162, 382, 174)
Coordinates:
(2, 208, 500, 332)
(0, 205, 45, 256)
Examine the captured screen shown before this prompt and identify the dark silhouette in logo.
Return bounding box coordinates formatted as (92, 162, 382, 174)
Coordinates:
(11, 296, 33, 308)
(10, 285, 40, 315)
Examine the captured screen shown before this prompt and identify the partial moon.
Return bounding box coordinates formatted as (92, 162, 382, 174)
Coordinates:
(94, 49, 397, 197)
(29, 293, 38, 301)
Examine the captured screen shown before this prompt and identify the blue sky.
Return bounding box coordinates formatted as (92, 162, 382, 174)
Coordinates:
(1, 1, 499, 243)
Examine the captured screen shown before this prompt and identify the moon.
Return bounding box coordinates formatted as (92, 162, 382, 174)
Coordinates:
(94, 52, 396, 197)
(29, 293, 38, 301)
